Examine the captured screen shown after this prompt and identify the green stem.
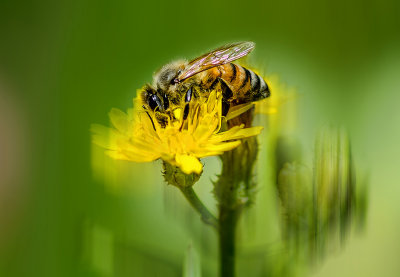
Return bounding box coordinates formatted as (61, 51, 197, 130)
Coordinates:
(179, 186, 218, 229)
(219, 207, 238, 277)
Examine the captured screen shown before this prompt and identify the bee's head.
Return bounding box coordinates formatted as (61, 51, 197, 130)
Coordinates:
(141, 84, 170, 112)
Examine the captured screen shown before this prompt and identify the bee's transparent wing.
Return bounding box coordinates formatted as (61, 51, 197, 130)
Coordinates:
(176, 41, 255, 82)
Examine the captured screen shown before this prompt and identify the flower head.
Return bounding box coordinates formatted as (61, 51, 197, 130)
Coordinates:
(92, 88, 263, 175)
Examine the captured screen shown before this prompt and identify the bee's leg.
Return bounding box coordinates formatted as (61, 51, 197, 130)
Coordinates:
(220, 80, 233, 116)
(182, 87, 193, 120)
(185, 87, 193, 103)
(183, 104, 189, 120)
(222, 100, 230, 117)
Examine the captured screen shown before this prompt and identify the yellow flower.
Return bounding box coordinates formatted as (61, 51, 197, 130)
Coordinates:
(92, 88, 263, 175)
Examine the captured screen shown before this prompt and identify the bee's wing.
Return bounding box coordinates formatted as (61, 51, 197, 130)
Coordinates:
(176, 41, 255, 82)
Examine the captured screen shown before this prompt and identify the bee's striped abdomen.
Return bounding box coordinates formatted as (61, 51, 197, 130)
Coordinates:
(220, 63, 270, 104)
(200, 63, 270, 104)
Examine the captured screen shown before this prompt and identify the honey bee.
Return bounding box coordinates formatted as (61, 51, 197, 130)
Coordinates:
(141, 41, 270, 126)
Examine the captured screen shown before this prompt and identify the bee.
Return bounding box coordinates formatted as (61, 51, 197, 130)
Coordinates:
(141, 41, 270, 126)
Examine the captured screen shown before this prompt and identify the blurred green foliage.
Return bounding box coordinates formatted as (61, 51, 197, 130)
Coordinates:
(0, 0, 399, 276)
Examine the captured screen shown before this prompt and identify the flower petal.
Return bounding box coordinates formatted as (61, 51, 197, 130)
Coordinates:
(109, 108, 131, 134)
(175, 154, 203, 174)
(225, 103, 255, 121)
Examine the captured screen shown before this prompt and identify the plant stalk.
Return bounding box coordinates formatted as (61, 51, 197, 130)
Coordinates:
(219, 206, 238, 277)
(179, 186, 218, 229)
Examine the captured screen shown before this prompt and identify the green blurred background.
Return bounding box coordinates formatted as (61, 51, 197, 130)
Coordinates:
(0, 0, 399, 276)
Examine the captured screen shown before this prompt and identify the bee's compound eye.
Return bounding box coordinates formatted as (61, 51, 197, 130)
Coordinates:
(163, 94, 169, 110)
(148, 94, 162, 111)
(185, 87, 192, 103)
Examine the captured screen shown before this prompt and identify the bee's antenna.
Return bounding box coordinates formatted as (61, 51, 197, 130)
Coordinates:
(143, 109, 156, 131)
(179, 104, 190, 132)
